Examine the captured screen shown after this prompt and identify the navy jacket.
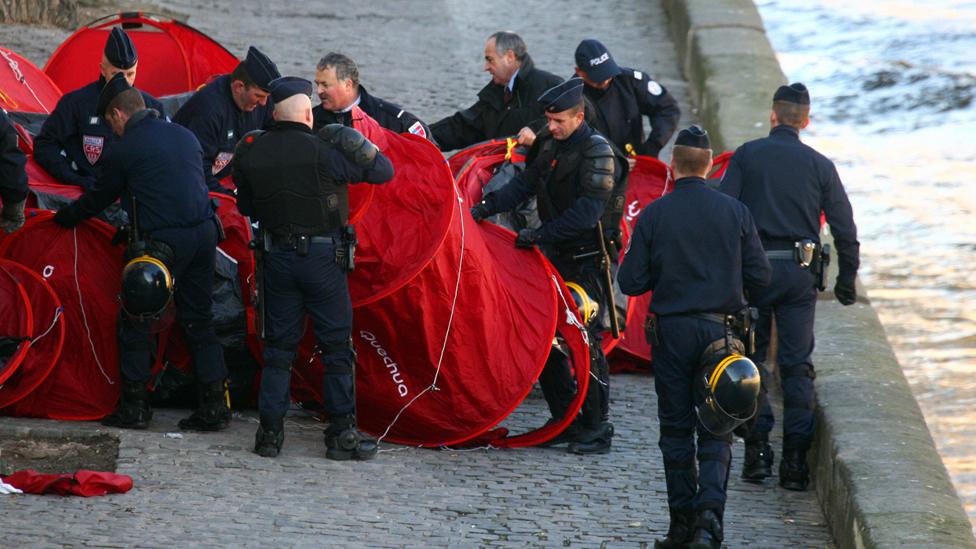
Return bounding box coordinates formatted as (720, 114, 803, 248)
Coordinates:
(583, 68, 680, 158)
(0, 109, 28, 204)
(312, 85, 432, 142)
(57, 110, 212, 231)
(431, 56, 562, 151)
(618, 176, 771, 315)
(33, 78, 165, 190)
(719, 125, 859, 284)
(173, 75, 274, 193)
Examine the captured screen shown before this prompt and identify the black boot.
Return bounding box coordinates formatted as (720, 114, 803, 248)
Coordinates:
(567, 421, 614, 455)
(324, 414, 378, 461)
(779, 447, 810, 491)
(178, 380, 231, 431)
(654, 508, 694, 549)
(537, 417, 580, 447)
(688, 509, 723, 549)
(102, 379, 152, 429)
(742, 432, 774, 481)
(254, 416, 285, 458)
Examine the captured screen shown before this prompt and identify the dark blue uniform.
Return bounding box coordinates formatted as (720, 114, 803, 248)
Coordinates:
(33, 78, 165, 189)
(233, 121, 393, 420)
(431, 56, 562, 151)
(618, 176, 770, 522)
(583, 68, 680, 158)
(719, 124, 859, 450)
(312, 85, 432, 141)
(54, 110, 226, 385)
(0, 108, 28, 204)
(173, 75, 274, 193)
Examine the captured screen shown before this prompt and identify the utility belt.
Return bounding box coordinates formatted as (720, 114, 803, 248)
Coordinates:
(261, 226, 357, 272)
(764, 239, 831, 291)
(645, 307, 759, 355)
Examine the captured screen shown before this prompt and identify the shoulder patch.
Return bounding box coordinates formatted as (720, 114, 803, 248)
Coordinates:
(633, 70, 643, 80)
(647, 80, 663, 96)
(408, 121, 427, 139)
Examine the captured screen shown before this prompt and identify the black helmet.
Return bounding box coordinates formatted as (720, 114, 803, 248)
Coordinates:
(698, 343, 761, 436)
(120, 255, 173, 322)
(566, 281, 599, 326)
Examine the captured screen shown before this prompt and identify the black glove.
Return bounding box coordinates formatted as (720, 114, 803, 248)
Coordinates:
(52, 207, 81, 229)
(0, 199, 25, 234)
(470, 202, 491, 223)
(834, 279, 857, 306)
(515, 228, 536, 249)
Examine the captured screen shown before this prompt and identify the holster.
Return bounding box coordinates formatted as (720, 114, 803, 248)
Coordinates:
(813, 243, 831, 291)
(335, 225, 357, 272)
(644, 313, 658, 346)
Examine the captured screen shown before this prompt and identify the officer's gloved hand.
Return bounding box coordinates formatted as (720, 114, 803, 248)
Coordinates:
(834, 277, 857, 306)
(76, 176, 97, 191)
(0, 199, 26, 234)
(470, 202, 491, 223)
(319, 124, 378, 167)
(515, 228, 536, 249)
(52, 207, 81, 229)
(0, 479, 22, 495)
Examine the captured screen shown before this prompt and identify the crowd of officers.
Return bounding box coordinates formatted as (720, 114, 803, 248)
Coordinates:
(0, 26, 860, 549)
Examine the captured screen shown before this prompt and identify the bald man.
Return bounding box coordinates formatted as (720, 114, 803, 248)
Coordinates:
(233, 77, 394, 460)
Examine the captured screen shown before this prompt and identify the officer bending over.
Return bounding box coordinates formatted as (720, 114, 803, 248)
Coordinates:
(471, 78, 623, 455)
(233, 77, 394, 460)
(0, 108, 27, 234)
(720, 83, 860, 490)
(54, 74, 231, 432)
(618, 126, 771, 548)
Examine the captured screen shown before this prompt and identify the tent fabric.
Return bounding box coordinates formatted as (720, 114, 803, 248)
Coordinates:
(0, 211, 122, 420)
(0, 261, 33, 385)
(289, 113, 582, 447)
(2, 469, 132, 497)
(0, 46, 63, 114)
(44, 13, 238, 98)
(0, 259, 64, 409)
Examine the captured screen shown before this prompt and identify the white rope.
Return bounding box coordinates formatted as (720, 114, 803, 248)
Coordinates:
(552, 274, 590, 347)
(375, 187, 467, 446)
(0, 49, 50, 114)
(30, 306, 63, 344)
(73, 228, 114, 384)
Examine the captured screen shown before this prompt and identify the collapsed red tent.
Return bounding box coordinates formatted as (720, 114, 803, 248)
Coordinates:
(0, 260, 33, 385)
(44, 12, 238, 98)
(0, 46, 62, 114)
(286, 109, 590, 447)
(0, 211, 122, 420)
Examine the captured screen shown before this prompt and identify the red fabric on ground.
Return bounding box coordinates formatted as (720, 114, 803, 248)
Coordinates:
(2, 469, 132, 496)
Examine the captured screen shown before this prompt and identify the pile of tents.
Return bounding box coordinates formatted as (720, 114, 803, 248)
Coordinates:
(0, 13, 731, 447)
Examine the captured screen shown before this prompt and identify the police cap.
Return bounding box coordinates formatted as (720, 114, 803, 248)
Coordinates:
(97, 72, 132, 116)
(574, 39, 622, 82)
(773, 82, 810, 105)
(242, 46, 281, 91)
(104, 27, 137, 70)
(539, 77, 585, 113)
(674, 125, 710, 149)
(269, 76, 312, 103)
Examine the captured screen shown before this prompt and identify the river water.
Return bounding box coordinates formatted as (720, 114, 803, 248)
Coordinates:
(756, 0, 976, 527)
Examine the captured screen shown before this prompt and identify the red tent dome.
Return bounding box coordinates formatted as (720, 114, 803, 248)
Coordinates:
(0, 46, 63, 114)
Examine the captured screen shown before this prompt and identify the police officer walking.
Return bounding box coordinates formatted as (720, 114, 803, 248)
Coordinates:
(53, 74, 231, 432)
(573, 39, 680, 162)
(34, 27, 166, 189)
(173, 47, 280, 193)
(431, 31, 562, 152)
(312, 52, 432, 141)
(0, 108, 27, 234)
(232, 77, 394, 460)
(719, 83, 860, 491)
(470, 78, 621, 454)
(618, 126, 771, 548)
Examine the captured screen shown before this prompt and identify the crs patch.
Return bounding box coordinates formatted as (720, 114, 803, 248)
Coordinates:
(407, 121, 427, 139)
(212, 151, 234, 174)
(647, 80, 663, 96)
(82, 135, 105, 165)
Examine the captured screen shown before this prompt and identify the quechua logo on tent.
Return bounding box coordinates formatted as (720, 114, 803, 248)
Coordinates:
(359, 330, 409, 398)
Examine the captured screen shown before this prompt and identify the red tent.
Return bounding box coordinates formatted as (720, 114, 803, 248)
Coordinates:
(0, 212, 122, 420)
(44, 12, 238, 97)
(0, 46, 62, 114)
(0, 260, 33, 385)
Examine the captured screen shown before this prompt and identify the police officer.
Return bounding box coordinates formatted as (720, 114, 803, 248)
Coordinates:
(312, 52, 432, 141)
(618, 126, 771, 548)
(52, 73, 231, 432)
(173, 46, 280, 193)
(34, 27, 166, 190)
(720, 83, 859, 491)
(430, 31, 562, 152)
(470, 78, 622, 454)
(232, 77, 394, 460)
(0, 108, 27, 234)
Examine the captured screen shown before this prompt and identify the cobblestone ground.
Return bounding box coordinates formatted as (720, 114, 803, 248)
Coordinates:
(0, 1, 833, 547)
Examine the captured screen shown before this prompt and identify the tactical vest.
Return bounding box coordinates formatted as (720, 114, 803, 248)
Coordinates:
(244, 129, 348, 236)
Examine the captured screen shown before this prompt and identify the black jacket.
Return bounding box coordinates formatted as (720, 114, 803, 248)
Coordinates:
(0, 108, 27, 204)
(583, 68, 680, 158)
(431, 55, 562, 152)
(312, 85, 432, 142)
